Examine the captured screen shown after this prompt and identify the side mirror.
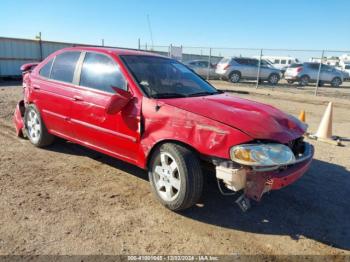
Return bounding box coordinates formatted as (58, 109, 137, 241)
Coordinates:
(106, 87, 133, 114)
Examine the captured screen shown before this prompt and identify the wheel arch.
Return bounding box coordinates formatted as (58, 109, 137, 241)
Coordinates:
(229, 70, 241, 77)
(145, 139, 201, 170)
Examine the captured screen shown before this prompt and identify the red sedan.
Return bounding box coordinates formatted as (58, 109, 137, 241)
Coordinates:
(14, 47, 313, 211)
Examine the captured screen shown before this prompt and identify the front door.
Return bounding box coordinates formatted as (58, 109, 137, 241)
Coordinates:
(70, 52, 140, 163)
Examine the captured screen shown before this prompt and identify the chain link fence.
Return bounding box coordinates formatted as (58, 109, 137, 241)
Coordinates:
(139, 44, 350, 97)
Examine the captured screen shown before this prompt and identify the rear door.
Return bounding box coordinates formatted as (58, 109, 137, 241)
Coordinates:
(308, 63, 320, 81)
(320, 64, 334, 81)
(245, 59, 259, 78)
(70, 51, 140, 162)
(31, 51, 81, 139)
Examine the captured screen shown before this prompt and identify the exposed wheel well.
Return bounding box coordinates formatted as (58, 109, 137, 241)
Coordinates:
(146, 140, 200, 170)
(300, 74, 310, 80)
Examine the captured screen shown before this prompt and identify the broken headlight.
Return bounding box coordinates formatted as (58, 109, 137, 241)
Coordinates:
(230, 143, 295, 167)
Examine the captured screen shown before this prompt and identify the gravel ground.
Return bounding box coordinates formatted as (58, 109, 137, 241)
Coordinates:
(0, 82, 349, 256)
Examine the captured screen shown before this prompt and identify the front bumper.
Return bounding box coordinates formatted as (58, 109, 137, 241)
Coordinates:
(216, 142, 314, 201)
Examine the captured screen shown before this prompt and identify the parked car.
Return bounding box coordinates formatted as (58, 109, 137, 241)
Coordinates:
(14, 47, 313, 211)
(284, 62, 344, 87)
(184, 60, 218, 79)
(215, 57, 281, 85)
(338, 62, 350, 81)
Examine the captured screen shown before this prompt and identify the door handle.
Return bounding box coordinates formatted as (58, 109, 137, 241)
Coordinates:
(72, 95, 83, 101)
(33, 85, 40, 90)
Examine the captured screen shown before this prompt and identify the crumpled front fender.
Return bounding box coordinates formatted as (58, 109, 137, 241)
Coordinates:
(13, 100, 25, 137)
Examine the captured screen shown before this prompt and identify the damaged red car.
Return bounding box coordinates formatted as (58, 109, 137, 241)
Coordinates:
(14, 47, 314, 211)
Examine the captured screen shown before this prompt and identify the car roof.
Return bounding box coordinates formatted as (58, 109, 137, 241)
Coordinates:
(58, 46, 166, 57)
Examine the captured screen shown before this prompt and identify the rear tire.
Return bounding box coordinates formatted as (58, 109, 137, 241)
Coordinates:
(148, 143, 203, 211)
(24, 104, 54, 147)
(229, 71, 241, 83)
(331, 77, 342, 87)
(299, 75, 310, 86)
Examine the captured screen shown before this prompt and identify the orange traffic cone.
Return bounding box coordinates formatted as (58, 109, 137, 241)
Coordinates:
(299, 110, 306, 122)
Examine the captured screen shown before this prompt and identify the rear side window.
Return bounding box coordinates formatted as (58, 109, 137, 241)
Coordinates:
(39, 58, 54, 78)
(307, 63, 320, 70)
(219, 58, 231, 64)
(51, 52, 81, 83)
(234, 58, 246, 65)
(79, 52, 127, 93)
(248, 59, 259, 66)
(198, 61, 208, 68)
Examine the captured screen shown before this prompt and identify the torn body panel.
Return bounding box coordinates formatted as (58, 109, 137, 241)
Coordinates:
(215, 143, 314, 202)
(139, 97, 253, 167)
(13, 100, 25, 137)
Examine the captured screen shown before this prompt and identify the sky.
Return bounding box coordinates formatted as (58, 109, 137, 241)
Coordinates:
(1, 0, 349, 53)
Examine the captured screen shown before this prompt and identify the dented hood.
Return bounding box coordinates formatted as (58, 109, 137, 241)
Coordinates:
(159, 93, 306, 144)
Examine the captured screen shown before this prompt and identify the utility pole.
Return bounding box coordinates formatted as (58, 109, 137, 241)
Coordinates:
(147, 14, 154, 50)
(315, 50, 325, 96)
(35, 32, 43, 61)
(138, 38, 141, 50)
(101, 39, 105, 46)
(256, 49, 263, 88)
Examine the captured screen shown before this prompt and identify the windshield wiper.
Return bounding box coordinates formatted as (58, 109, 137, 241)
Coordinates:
(187, 91, 219, 97)
(151, 93, 188, 99)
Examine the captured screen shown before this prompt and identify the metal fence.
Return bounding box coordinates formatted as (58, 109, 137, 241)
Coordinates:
(140, 45, 350, 96)
(1, 36, 350, 96)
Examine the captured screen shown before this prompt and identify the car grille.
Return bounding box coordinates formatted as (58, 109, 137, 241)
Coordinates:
(288, 137, 306, 158)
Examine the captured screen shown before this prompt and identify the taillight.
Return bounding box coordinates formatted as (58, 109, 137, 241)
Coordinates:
(296, 67, 302, 73)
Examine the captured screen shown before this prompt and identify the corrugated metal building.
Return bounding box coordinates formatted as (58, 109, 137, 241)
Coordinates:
(0, 37, 74, 77)
(0, 37, 222, 77)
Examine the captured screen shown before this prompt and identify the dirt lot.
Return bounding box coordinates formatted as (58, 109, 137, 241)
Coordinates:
(0, 81, 349, 256)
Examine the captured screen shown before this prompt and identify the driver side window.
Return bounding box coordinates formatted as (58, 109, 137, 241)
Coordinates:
(79, 52, 127, 93)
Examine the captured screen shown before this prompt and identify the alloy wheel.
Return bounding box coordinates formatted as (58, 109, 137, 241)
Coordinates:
(153, 152, 181, 202)
(26, 109, 41, 144)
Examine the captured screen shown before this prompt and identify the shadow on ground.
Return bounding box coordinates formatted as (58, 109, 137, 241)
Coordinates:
(46, 139, 350, 251)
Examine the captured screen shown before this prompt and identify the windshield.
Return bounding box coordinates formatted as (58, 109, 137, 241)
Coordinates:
(120, 55, 220, 98)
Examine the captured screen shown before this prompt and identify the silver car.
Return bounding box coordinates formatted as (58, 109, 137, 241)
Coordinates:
(184, 60, 218, 79)
(215, 57, 281, 85)
(284, 62, 343, 87)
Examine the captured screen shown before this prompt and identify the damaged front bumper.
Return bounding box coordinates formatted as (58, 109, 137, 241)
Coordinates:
(216, 142, 314, 202)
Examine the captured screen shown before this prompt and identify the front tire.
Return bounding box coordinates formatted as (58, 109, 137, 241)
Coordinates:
(331, 77, 342, 87)
(148, 143, 203, 211)
(24, 104, 54, 147)
(268, 73, 280, 85)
